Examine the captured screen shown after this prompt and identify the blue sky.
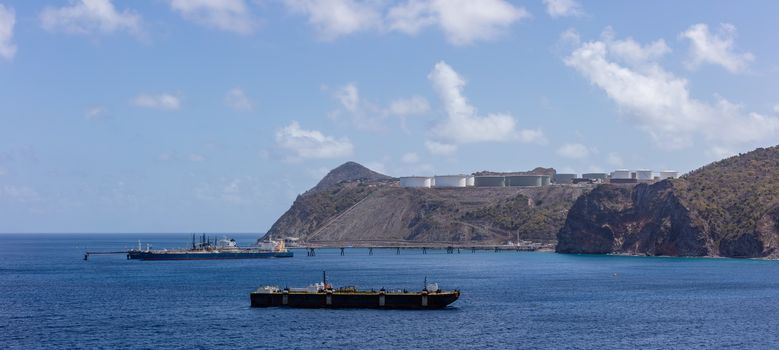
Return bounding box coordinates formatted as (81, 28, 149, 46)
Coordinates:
(1, 0, 779, 233)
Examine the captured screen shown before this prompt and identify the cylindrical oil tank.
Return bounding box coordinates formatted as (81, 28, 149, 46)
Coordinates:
(399, 176, 432, 188)
(658, 170, 679, 179)
(474, 176, 505, 187)
(433, 175, 467, 188)
(583, 173, 608, 180)
(466, 176, 475, 187)
(540, 175, 551, 186)
(506, 175, 542, 187)
(554, 173, 577, 184)
(609, 170, 630, 179)
(636, 170, 653, 181)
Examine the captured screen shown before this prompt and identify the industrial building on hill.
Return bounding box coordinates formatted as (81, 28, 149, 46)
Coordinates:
(398, 169, 680, 188)
(474, 175, 505, 187)
(609, 169, 679, 184)
(399, 176, 433, 188)
(433, 175, 470, 188)
(554, 173, 577, 184)
(400, 174, 552, 188)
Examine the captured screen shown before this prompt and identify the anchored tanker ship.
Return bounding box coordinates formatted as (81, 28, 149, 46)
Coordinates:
(127, 234, 293, 260)
(250, 272, 460, 309)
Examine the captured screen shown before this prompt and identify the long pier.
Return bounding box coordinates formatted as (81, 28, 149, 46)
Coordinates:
(84, 244, 550, 260)
(297, 245, 545, 257)
(83, 251, 129, 260)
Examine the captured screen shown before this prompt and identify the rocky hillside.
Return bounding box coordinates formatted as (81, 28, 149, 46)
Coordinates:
(308, 161, 393, 193)
(264, 162, 589, 245)
(557, 146, 779, 258)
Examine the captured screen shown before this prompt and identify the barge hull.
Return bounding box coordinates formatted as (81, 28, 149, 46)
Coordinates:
(250, 291, 459, 309)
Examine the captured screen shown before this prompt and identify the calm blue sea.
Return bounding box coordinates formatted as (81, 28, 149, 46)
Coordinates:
(2, 234, 779, 349)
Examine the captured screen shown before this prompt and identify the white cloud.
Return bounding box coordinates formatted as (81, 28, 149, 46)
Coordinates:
(40, 0, 142, 36)
(774, 104, 779, 113)
(388, 96, 430, 116)
(329, 83, 386, 130)
(384, 0, 434, 34)
(563, 28, 779, 150)
(329, 83, 429, 131)
(85, 106, 107, 120)
(606, 152, 623, 167)
(132, 93, 181, 110)
(601, 27, 670, 66)
(680, 23, 754, 73)
(427, 61, 544, 146)
(335, 83, 360, 112)
(224, 88, 253, 111)
(275, 121, 354, 161)
(543, 0, 583, 18)
(283, 0, 382, 40)
(425, 140, 457, 156)
(387, 0, 529, 45)
(189, 153, 206, 162)
(285, 0, 528, 45)
(0, 5, 16, 61)
(169, 0, 256, 34)
(401, 152, 420, 163)
(557, 143, 590, 159)
(518, 128, 548, 144)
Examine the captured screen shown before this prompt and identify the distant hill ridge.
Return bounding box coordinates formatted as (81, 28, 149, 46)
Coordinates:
(264, 161, 586, 245)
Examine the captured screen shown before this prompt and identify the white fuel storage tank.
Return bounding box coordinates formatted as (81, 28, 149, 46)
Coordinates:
(610, 169, 631, 179)
(636, 170, 653, 181)
(399, 176, 433, 188)
(658, 170, 679, 180)
(433, 175, 468, 188)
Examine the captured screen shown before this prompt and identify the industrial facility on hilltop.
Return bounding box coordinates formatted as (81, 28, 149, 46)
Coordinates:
(399, 170, 679, 188)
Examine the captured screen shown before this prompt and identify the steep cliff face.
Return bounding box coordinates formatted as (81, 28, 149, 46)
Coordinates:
(264, 162, 588, 245)
(556, 182, 709, 256)
(557, 146, 779, 258)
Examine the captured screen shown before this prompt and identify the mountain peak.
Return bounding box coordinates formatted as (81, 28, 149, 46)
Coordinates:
(310, 161, 392, 192)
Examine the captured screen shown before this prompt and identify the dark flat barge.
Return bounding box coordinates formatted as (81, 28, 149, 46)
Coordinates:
(250, 273, 459, 309)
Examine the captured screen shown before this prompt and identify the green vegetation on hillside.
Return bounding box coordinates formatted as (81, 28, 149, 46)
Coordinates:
(678, 146, 779, 241)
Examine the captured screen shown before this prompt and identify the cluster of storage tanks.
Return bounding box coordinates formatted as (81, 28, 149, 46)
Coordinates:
(608, 169, 679, 183)
(552, 170, 679, 184)
(399, 174, 552, 188)
(399, 169, 679, 188)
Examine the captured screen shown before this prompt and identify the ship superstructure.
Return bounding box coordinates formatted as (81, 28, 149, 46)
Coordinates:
(126, 234, 293, 260)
